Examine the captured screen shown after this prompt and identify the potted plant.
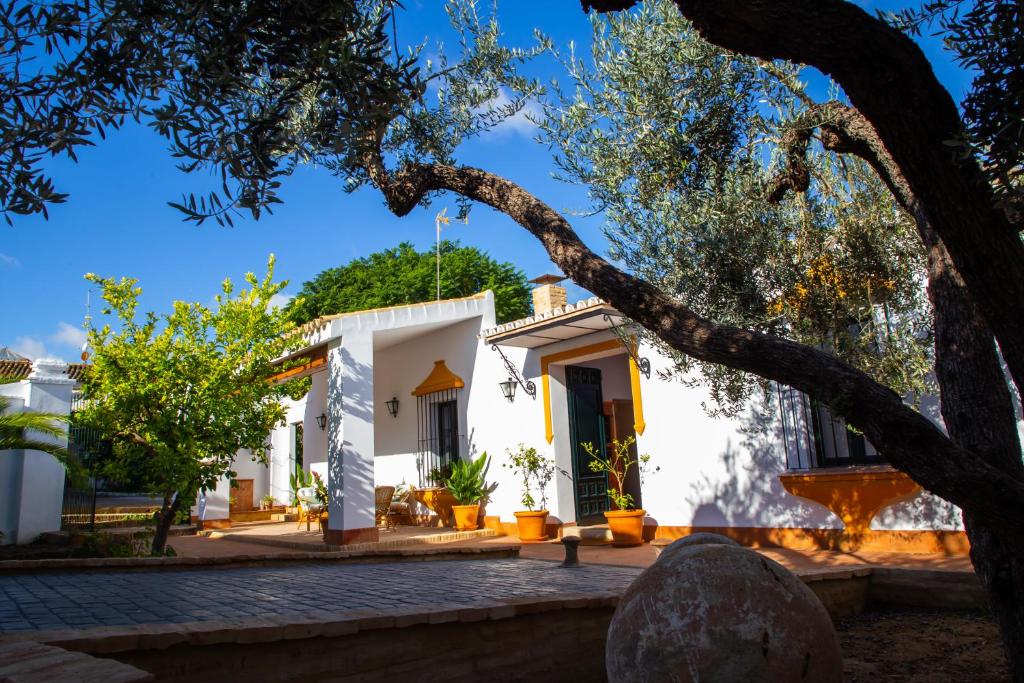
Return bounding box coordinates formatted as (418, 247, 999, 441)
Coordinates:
(289, 465, 312, 514)
(504, 444, 555, 542)
(259, 494, 276, 511)
(584, 436, 657, 547)
(312, 471, 330, 538)
(444, 453, 491, 531)
(411, 462, 457, 526)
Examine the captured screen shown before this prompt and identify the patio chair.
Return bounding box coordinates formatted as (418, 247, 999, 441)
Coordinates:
(374, 486, 396, 530)
(296, 486, 321, 532)
(388, 488, 412, 528)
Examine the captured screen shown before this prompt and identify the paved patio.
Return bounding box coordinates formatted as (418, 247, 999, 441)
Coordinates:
(0, 558, 640, 633)
(170, 529, 975, 573)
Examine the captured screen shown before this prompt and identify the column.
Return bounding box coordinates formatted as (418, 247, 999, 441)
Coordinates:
(16, 360, 74, 543)
(325, 333, 377, 544)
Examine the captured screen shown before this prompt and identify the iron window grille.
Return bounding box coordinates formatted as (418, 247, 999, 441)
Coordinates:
(777, 384, 883, 470)
(416, 387, 466, 486)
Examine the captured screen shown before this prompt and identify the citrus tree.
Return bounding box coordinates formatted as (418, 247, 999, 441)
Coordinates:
(77, 256, 308, 553)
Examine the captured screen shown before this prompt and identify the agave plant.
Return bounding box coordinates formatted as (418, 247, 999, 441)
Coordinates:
(443, 453, 493, 506)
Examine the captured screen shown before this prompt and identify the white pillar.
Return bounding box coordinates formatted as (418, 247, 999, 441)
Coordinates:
(325, 334, 377, 544)
(7, 360, 74, 543)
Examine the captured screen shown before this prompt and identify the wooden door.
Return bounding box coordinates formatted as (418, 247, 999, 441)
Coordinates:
(606, 399, 640, 510)
(231, 479, 254, 512)
(567, 365, 609, 525)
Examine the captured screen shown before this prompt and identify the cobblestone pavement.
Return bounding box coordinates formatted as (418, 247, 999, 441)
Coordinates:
(0, 559, 642, 632)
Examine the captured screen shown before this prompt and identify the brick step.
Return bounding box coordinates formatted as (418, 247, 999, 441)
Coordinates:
(0, 640, 152, 682)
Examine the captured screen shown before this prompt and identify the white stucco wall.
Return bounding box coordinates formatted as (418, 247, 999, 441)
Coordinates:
(373, 317, 484, 489)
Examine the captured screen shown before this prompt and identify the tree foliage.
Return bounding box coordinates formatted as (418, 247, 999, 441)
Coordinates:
(883, 0, 1023, 199)
(541, 1, 932, 413)
(0, 0, 544, 225)
(288, 240, 531, 324)
(76, 255, 308, 552)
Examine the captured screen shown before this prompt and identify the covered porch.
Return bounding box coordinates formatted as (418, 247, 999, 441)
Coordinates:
(270, 292, 497, 545)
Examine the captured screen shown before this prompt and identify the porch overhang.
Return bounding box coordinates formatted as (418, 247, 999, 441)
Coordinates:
(269, 343, 327, 383)
(482, 298, 624, 348)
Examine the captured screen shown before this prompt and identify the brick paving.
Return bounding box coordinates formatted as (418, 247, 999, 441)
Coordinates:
(0, 558, 641, 633)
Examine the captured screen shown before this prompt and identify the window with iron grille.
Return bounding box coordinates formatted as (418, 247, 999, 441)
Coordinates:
(777, 384, 883, 470)
(416, 387, 465, 485)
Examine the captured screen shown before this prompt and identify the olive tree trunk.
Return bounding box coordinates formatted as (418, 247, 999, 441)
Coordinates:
(152, 492, 182, 555)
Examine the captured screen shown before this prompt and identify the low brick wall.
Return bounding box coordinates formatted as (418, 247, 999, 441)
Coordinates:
(5, 566, 983, 683)
(115, 604, 615, 682)
(0, 544, 519, 575)
(14, 595, 618, 683)
(868, 567, 985, 610)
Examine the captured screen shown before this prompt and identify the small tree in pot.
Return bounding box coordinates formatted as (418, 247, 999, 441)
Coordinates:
(444, 453, 492, 531)
(504, 444, 555, 542)
(583, 437, 657, 547)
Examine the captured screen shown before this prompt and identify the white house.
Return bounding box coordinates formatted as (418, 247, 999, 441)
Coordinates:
(197, 277, 971, 554)
(0, 355, 75, 544)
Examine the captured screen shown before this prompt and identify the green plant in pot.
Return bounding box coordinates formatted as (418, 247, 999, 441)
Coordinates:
(444, 453, 492, 531)
(583, 436, 657, 547)
(504, 444, 555, 542)
(312, 471, 330, 537)
(289, 465, 313, 508)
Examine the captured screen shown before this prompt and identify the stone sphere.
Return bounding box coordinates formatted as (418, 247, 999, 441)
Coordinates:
(607, 535, 842, 683)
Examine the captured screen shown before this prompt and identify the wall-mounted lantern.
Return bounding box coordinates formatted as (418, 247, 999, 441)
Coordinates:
(492, 343, 536, 403)
(315, 413, 327, 431)
(385, 396, 400, 418)
(499, 377, 517, 403)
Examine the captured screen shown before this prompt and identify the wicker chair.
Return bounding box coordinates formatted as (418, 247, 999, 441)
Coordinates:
(295, 486, 321, 532)
(374, 486, 396, 530)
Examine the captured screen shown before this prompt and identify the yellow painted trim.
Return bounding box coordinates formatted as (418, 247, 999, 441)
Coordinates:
(628, 355, 646, 435)
(539, 338, 646, 444)
(412, 360, 466, 396)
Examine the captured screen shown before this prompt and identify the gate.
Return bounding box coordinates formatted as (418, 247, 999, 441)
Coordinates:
(60, 421, 110, 531)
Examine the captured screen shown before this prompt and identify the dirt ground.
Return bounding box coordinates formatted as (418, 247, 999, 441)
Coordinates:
(838, 607, 1009, 682)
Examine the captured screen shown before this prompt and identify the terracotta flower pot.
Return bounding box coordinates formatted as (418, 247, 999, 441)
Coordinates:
(605, 509, 646, 547)
(514, 510, 550, 542)
(412, 487, 457, 527)
(452, 504, 481, 531)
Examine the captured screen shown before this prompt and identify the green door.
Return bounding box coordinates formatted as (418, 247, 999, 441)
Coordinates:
(566, 365, 609, 524)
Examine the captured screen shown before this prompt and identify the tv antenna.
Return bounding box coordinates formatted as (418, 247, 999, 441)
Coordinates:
(434, 208, 469, 301)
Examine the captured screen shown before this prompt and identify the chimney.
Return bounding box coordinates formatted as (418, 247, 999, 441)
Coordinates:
(530, 274, 568, 315)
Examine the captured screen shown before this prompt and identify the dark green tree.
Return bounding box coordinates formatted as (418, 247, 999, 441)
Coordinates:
(287, 241, 531, 324)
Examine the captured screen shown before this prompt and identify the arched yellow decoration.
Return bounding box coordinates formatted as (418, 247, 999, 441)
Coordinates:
(539, 338, 646, 444)
(412, 360, 465, 396)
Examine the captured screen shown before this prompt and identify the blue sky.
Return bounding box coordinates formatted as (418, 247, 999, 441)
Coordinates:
(1, 1, 972, 362)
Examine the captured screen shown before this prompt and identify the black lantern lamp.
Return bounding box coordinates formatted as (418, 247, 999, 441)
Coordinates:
(499, 377, 517, 402)
(315, 413, 327, 431)
(385, 396, 400, 418)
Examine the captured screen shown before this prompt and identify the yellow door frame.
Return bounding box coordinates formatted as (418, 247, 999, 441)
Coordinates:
(539, 338, 646, 444)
